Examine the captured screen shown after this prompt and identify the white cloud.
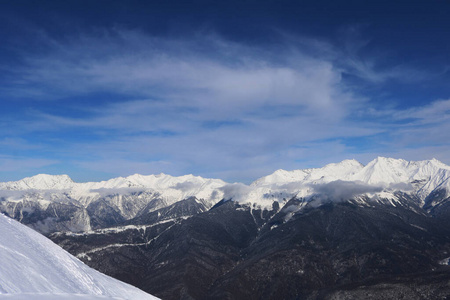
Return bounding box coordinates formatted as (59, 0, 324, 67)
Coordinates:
(2, 28, 450, 182)
(394, 99, 450, 125)
(309, 180, 383, 204)
(219, 183, 253, 202)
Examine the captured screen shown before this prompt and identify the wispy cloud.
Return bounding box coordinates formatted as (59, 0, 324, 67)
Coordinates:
(1, 27, 450, 182)
(0, 155, 58, 173)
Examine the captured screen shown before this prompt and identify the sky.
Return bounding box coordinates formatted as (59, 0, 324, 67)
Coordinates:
(1, 0, 450, 183)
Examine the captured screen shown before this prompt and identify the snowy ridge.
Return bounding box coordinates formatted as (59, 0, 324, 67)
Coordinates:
(0, 173, 227, 212)
(223, 157, 450, 209)
(0, 174, 75, 190)
(251, 159, 364, 186)
(0, 173, 227, 233)
(222, 159, 367, 208)
(0, 213, 157, 299)
(1, 173, 226, 193)
(347, 157, 450, 200)
(1, 157, 450, 213)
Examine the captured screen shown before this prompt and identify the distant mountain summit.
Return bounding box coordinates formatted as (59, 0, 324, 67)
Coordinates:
(0, 173, 227, 233)
(252, 157, 450, 193)
(0, 174, 75, 190)
(227, 157, 450, 209)
(1, 157, 450, 233)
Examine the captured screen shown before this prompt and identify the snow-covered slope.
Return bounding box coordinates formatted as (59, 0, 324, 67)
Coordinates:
(0, 174, 75, 190)
(0, 173, 226, 207)
(0, 173, 227, 233)
(252, 157, 450, 191)
(0, 173, 226, 203)
(0, 213, 158, 299)
(223, 157, 450, 209)
(251, 159, 364, 186)
(1, 157, 450, 230)
(349, 157, 450, 196)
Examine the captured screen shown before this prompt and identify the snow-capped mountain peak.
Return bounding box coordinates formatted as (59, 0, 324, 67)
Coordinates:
(250, 159, 364, 187)
(0, 174, 75, 190)
(1, 157, 450, 232)
(71, 173, 228, 204)
(0, 172, 229, 233)
(233, 157, 450, 209)
(349, 157, 450, 199)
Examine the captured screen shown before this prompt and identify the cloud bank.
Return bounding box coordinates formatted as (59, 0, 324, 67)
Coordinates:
(219, 183, 253, 203)
(310, 180, 383, 203)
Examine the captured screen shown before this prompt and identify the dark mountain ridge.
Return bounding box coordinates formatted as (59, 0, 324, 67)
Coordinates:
(50, 194, 450, 299)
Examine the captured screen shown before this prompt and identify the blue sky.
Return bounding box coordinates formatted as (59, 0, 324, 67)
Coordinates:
(1, 0, 450, 183)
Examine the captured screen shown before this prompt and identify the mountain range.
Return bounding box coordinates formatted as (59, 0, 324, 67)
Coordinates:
(2, 157, 450, 299)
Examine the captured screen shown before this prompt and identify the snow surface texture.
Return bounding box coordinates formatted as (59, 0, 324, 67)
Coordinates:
(0, 213, 158, 300)
(1, 157, 450, 211)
